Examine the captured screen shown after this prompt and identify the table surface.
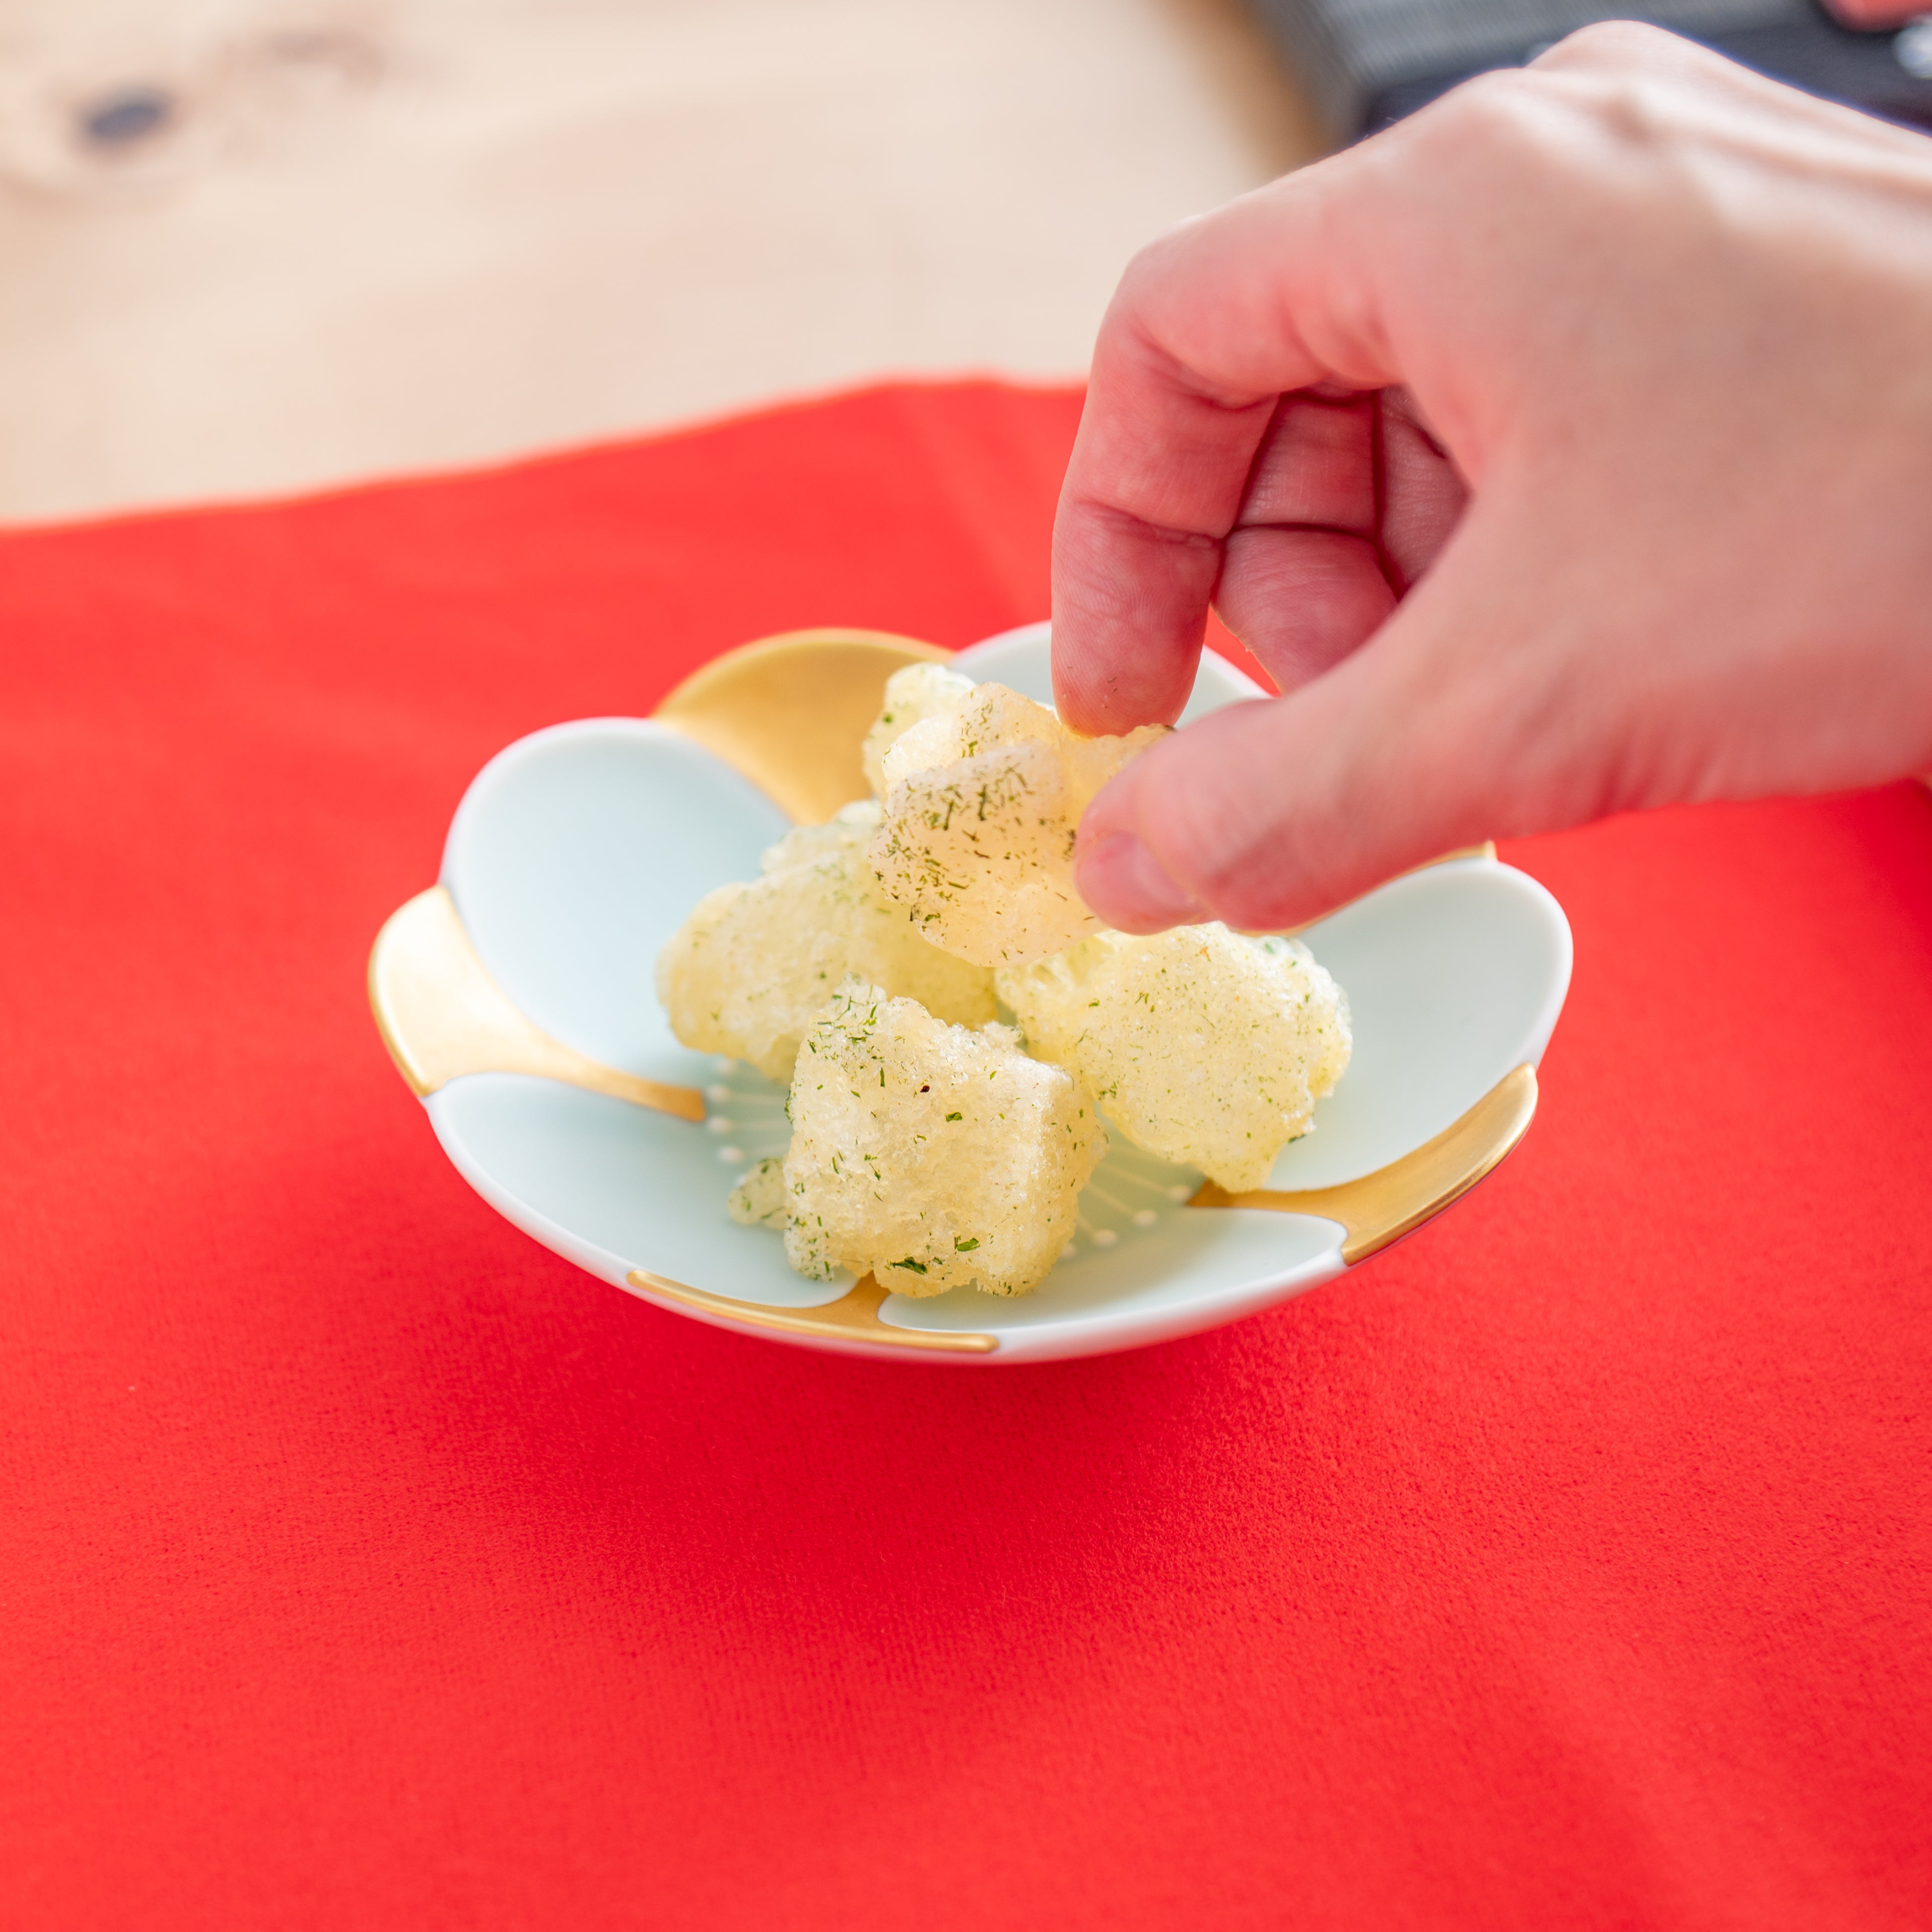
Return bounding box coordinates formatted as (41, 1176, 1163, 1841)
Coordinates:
(3, 379, 1929, 1931)
(0, 0, 1317, 525)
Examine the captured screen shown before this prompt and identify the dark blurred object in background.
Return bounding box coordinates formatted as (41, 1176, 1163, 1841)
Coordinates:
(1247, 0, 1932, 139)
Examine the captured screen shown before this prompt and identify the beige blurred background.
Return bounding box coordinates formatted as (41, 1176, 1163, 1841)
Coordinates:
(0, 0, 1320, 524)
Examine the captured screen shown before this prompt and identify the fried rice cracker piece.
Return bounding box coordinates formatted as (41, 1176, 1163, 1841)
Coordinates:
(656, 801, 995, 1082)
(861, 661, 977, 797)
(869, 681, 1164, 968)
(779, 976, 1104, 1296)
(997, 924, 1350, 1191)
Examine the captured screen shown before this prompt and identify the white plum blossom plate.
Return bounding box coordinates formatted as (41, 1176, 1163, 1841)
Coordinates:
(369, 622, 1571, 1364)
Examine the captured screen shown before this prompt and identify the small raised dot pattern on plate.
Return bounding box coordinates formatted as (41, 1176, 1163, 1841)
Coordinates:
(705, 1116, 733, 1133)
(717, 1146, 744, 1165)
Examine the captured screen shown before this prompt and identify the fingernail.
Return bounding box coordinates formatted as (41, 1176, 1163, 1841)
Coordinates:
(1077, 831, 1207, 933)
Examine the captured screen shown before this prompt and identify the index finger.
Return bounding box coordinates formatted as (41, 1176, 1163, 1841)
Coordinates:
(1050, 155, 1406, 734)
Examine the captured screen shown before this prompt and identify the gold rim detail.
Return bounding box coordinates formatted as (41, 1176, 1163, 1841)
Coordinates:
(369, 885, 705, 1120)
(1191, 1063, 1537, 1262)
(628, 1269, 999, 1354)
(655, 628, 951, 823)
(368, 630, 1536, 1356)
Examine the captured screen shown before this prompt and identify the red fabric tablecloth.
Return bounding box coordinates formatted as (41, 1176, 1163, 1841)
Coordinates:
(3, 380, 1929, 1931)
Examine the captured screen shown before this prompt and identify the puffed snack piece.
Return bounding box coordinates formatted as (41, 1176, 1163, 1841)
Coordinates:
(656, 801, 996, 1083)
(869, 681, 1165, 968)
(860, 661, 976, 797)
(780, 976, 1105, 1296)
(997, 924, 1351, 1192)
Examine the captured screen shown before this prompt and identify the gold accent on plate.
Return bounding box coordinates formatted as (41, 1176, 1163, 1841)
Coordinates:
(628, 1269, 1000, 1354)
(370, 633, 1536, 1350)
(1191, 1063, 1537, 1263)
(369, 885, 705, 1120)
(655, 628, 951, 824)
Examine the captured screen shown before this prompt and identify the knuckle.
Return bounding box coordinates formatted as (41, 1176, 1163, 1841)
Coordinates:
(1396, 36, 1686, 188)
(1400, 67, 1553, 170)
(1112, 223, 1197, 312)
(1537, 19, 1680, 68)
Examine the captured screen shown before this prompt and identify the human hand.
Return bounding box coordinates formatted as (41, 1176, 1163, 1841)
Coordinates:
(1052, 25, 1932, 933)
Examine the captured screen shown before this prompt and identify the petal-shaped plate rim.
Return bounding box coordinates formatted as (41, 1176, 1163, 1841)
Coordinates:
(372, 626, 1572, 1364)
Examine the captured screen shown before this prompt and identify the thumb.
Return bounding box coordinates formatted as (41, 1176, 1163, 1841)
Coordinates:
(1074, 521, 1608, 933)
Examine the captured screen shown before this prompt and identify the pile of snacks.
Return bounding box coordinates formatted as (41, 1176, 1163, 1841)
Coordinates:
(656, 664, 1352, 1298)
(656, 801, 995, 1082)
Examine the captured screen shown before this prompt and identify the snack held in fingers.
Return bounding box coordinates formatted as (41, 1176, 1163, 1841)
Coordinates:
(870, 680, 1165, 967)
(999, 926, 1351, 1191)
(860, 662, 976, 796)
(656, 800, 996, 1082)
(776, 977, 1105, 1297)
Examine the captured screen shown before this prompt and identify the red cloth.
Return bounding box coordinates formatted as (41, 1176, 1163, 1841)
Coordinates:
(3, 379, 1929, 1931)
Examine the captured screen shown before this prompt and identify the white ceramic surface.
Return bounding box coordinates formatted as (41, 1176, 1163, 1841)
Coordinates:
(420, 625, 1572, 1363)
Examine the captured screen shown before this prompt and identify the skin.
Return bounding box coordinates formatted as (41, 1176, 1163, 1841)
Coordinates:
(1052, 25, 1932, 934)
(1826, 0, 1918, 23)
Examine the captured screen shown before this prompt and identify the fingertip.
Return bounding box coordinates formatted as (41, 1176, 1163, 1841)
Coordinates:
(1049, 608, 1199, 735)
(1078, 686, 1366, 936)
(1076, 829, 1209, 934)
(1050, 503, 1212, 734)
(1049, 647, 1127, 739)
(1051, 656, 1191, 738)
